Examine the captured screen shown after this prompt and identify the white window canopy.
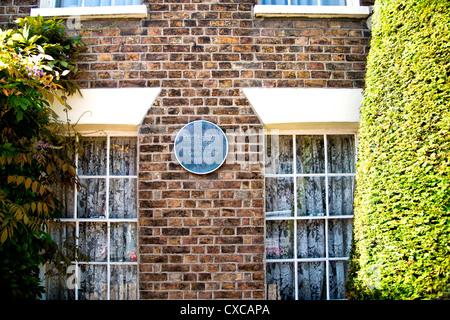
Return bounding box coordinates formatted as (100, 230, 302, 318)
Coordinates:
(31, 0, 148, 19)
(255, 0, 370, 18)
(51, 88, 160, 131)
(243, 88, 362, 130)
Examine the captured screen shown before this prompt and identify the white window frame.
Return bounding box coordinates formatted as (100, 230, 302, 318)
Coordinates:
(259, 0, 361, 5)
(255, 0, 370, 18)
(40, 0, 141, 6)
(31, 0, 148, 19)
(265, 129, 358, 300)
(48, 131, 139, 300)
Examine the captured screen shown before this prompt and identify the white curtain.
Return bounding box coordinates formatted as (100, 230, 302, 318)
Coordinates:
(45, 137, 137, 300)
(266, 135, 355, 300)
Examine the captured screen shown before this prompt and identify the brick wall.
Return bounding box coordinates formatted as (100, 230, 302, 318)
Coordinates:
(0, 0, 38, 28)
(2, 0, 372, 299)
(72, 3, 370, 90)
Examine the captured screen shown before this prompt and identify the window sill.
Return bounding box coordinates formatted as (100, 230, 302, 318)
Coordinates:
(30, 5, 148, 20)
(254, 5, 370, 19)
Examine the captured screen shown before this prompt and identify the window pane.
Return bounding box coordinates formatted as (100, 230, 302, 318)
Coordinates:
(329, 261, 349, 299)
(266, 262, 295, 300)
(48, 222, 76, 261)
(292, 0, 319, 5)
(296, 135, 325, 174)
(265, 135, 293, 174)
(79, 222, 107, 262)
(327, 135, 355, 173)
(60, 0, 80, 7)
(265, 177, 294, 217)
(322, 0, 346, 5)
(260, 0, 288, 4)
(109, 178, 137, 218)
(110, 265, 138, 300)
(78, 264, 107, 300)
(110, 223, 137, 262)
(109, 137, 137, 176)
(78, 137, 107, 176)
(328, 176, 355, 216)
(53, 183, 74, 218)
(46, 222, 76, 300)
(45, 272, 75, 300)
(297, 177, 326, 216)
(328, 218, 352, 258)
(297, 219, 325, 258)
(266, 220, 294, 259)
(78, 178, 107, 218)
(298, 262, 326, 300)
(116, 0, 140, 4)
(84, 0, 100, 5)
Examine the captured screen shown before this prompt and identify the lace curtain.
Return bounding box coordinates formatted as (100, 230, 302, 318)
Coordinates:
(46, 136, 137, 300)
(265, 134, 355, 300)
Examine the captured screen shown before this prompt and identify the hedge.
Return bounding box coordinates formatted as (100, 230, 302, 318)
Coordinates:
(346, 0, 450, 299)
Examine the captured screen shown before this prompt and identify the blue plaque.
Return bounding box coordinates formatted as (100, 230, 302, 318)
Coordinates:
(174, 120, 228, 175)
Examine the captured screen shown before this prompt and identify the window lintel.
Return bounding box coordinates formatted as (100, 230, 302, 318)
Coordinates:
(254, 5, 371, 19)
(30, 4, 148, 19)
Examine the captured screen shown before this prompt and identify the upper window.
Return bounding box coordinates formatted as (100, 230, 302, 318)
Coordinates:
(32, 0, 147, 19)
(260, 0, 359, 5)
(55, 0, 140, 7)
(255, 0, 369, 18)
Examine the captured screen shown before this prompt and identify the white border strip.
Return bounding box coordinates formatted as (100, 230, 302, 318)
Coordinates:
(30, 5, 148, 19)
(254, 5, 370, 18)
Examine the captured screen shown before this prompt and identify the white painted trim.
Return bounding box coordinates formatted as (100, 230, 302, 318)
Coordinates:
(243, 88, 362, 128)
(254, 5, 370, 18)
(30, 5, 148, 19)
(51, 87, 160, 127)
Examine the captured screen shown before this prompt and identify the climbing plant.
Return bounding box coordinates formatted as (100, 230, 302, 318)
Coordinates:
(0, 16, 85, 299)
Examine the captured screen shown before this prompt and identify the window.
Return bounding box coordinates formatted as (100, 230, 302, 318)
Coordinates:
(45, 133, 138, 300)
(259, 0, 359, 5)
(265, 132, 356, 300)
(254, 0, 369, 18)
(49, 0, 140, 8)
(32, 0, 147, 18)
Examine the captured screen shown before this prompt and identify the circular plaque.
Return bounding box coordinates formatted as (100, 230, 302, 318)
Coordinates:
(174, 120, 228, 175)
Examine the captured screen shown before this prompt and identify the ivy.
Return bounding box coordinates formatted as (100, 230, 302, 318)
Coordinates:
(0, 16, 85, 299)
